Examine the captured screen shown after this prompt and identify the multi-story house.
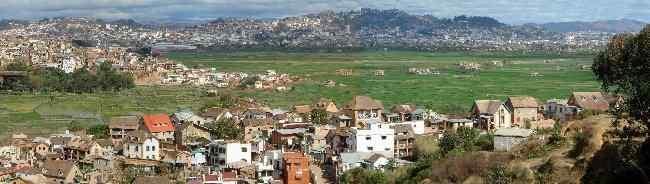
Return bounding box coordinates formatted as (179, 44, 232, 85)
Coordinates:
(142, 114, 175, 142)
(391, 124, 415, 159)
(175, 122, 211, 146)
(505, 96, 540, 127)
(122, 130, 160, 160)
(342, 96, 384, 128)
(282, 152, 310, 184)
(470, 100, 512, 130)
(346, 121, 394, 155)
(108, 116, 140, 145)
(207, 140, 252, 169)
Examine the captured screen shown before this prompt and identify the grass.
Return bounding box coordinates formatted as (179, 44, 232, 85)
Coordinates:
(0, 87, 214, 139)
(0, 51, 602, 139)
(167, 51, 600, 111)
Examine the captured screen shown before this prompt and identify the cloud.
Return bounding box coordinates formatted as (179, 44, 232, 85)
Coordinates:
(0, 0, 646, 24)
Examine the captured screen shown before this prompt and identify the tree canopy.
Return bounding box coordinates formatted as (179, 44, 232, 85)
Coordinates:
(593, 25, 650, 126)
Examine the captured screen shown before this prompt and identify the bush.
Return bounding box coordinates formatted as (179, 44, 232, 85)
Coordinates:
(548, 122, 565, 146)
(485, 164, 513, 184)
(569, 131, 589, 158)
(476, 133, 495, 151)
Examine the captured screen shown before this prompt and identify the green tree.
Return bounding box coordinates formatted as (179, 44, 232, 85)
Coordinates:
(88, 124, 108, 139)
(0, 62, 32, 91)
(239, 76, 260, 88)
(439, 130, 458, 155)
(206, 118, 242, 140)
(593, 25, 650, 127)
(340, 168, 388, 184)
(310, 109, 329, 125)
(69, 68, 98, 93)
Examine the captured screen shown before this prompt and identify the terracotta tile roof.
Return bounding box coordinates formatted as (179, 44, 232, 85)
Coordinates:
(343, 96, 384, 110)
(143, 114, 175, 133)
(473, 100, 502, 114)
(570, 92, 610, 111)
(108, 116, 140, 130)
(507, 96, 539, 108)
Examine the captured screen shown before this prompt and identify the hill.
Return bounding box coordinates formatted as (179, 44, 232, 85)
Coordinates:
(539, 19, 647, 33)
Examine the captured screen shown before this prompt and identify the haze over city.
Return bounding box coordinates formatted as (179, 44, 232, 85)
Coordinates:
(0, 0, 648, 24)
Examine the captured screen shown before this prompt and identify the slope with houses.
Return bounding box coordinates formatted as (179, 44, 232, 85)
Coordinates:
(0, 91, 614, 184)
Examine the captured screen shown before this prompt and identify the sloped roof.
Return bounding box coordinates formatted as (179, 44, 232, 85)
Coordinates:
(570, 92, 609, 111)
(125, 129, 155, 143)
(41, 160, 75, 179)
(391, 104, 417, 113)
(473, 100, 502, 114)
(494, 128, 534, 137)
(343, 96, 384, 110)
(201, 107, 227, 118)
(143, 114, 175, 133)
(392, 124, 415, 139)
(365, 153, 387, 163)
(507, 96, 539, 108)
(109, 116, 140, 130)
(293, 105, 312, 114)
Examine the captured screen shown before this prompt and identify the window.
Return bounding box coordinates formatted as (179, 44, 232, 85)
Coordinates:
(381, 136, 387, 140)
(146, 146, 150, 151)
(365, 136, 371, 140)
(241, 147, 248, 152)
(151, 146, 155, 151)
(367, 147, 373, 151)
(385, 148, 390, 151)
(135, 146, 139, 152)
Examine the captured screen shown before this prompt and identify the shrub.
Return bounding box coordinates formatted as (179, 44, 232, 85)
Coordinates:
(485, 164, 513, 184)
(569, 131, 589, 158)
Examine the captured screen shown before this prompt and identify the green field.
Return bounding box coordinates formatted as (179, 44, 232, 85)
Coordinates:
(168, 51, 600, 111)
(0, 87, 212, 140)
(0, 51, 601, 139)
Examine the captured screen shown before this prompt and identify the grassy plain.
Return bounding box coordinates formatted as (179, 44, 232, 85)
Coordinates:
(168, 51, 600, 111)
(0, 51, 601, 139)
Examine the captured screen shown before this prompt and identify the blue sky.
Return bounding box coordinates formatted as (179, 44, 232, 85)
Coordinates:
(0, 0, 648, 24)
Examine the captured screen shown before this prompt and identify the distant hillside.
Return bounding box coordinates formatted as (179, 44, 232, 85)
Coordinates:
(0, 19, 29, 30)
(540, 19, 647, 33)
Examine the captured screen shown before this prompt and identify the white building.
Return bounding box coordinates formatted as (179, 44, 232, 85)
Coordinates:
(346, 121, 394, 155)
(256, 150, 283, 183)
(208, 140, 252, 169)
(122, 130, 160, 160)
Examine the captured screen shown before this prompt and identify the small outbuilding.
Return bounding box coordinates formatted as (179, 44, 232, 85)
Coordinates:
(493, 128, 534, 151)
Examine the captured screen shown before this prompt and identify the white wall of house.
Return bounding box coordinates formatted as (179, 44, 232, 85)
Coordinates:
(142, 138, 160, 160)
(152, 131, 174, 142)
(496, 105, 512, 129)
(123, 138, 159, 160)
(209, 141, 252, 168)
(348, 123, 394, 154)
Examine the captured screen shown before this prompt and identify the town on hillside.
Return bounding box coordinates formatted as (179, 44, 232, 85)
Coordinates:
(0, 91, 614, 184)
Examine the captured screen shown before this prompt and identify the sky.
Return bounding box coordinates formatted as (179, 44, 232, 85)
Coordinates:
(0, 0, 648, 24)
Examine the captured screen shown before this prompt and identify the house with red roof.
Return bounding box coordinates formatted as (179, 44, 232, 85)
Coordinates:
(143, 114, 176, 142)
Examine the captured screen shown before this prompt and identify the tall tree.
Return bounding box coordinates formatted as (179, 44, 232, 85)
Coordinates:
(593, 25, 650, 127)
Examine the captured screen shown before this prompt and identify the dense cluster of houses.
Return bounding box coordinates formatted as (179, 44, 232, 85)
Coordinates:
(0, 91, 612, 184)
(160, 65, 300, 90)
